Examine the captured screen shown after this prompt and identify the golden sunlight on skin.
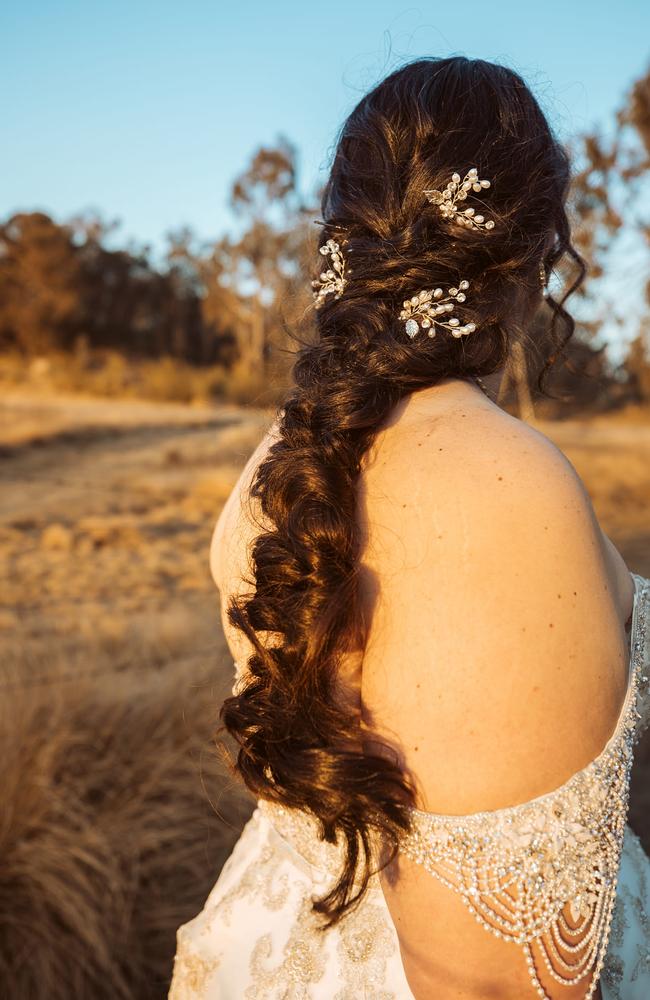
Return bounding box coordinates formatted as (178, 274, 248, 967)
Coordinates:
(356, 379, 633, 1000)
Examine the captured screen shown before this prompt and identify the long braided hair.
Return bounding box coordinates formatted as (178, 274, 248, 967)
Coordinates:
(218, 56, 585, 928)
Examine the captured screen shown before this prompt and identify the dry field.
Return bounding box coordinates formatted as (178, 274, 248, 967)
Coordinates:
(1, 390, 649, 998)
(0, 391, 273, 659)
(0, 392, 268, 999)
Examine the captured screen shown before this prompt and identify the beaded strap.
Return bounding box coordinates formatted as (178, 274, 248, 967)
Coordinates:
(399, 573, 649, 999)
(634, 573, 650, 738)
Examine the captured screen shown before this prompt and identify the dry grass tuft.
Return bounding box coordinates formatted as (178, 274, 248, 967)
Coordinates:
(0, 657, 253, 1000)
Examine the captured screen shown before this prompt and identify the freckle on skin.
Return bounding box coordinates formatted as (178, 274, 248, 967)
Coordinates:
(497, 476, 503, 481)
(549, 623, 554, 628)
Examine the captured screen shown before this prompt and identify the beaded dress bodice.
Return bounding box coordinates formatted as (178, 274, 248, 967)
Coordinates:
(246, 572, 650, 1000)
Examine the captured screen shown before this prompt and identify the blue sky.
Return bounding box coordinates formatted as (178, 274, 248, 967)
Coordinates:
(3, 0, 649, 259)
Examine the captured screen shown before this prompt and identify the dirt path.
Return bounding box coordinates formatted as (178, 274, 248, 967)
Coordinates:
(0, 393, 273, 652)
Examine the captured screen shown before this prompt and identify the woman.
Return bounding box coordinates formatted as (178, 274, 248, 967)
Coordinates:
(169, 57, 650, 999)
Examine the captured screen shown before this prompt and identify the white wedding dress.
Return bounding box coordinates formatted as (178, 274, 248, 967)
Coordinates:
(169, 573, 650, 999)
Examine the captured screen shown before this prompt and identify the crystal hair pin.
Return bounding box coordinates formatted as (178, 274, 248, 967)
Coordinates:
(424, 168, 494, 232)
(399, 281, 476, 340)
(311, 238, 347, 308)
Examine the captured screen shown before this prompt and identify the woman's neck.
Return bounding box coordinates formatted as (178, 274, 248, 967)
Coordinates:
(405, 373, 505, 413)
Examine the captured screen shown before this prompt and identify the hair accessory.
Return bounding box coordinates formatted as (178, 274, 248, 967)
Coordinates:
(399, 281, 476, 339)
(539, 261, 547, 290)
(312, 238, 347, 308)
(424, 168, 494, 231)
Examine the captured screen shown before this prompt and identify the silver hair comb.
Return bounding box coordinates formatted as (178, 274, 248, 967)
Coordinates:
(424, 168, 494, 231)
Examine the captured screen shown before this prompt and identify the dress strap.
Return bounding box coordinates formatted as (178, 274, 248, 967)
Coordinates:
(397, 572, 650, 1000)
(630, 573, 650, 739)
(624, 572, 643, 681)
(629, 572, 642, 635)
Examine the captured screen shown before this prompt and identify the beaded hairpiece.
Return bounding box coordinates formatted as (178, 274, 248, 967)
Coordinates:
(423, 168, 494, 231)
(399, 256, 548, 339)
(311, 238, 347, 309)
(399, 282, 476, 340)
(311, 168, 495, 340)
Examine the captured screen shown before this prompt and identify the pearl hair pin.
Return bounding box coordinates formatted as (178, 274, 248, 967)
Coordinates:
(424, 168, 495, 231)
(399, 281, 477, 339)
(311, 238, 347, 308)
(311, 167, 493, 335)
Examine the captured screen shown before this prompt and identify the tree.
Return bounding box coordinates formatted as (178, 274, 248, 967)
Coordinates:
(225, 136, 315, 379)
(0, 213, 83, 353)
(624, 327, 650, 403)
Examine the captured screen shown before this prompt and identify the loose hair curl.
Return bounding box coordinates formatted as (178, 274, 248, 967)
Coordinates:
(218, 56, 585, 928)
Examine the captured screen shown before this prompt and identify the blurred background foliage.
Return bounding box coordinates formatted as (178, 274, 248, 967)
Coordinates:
(2, 64, 650, 417)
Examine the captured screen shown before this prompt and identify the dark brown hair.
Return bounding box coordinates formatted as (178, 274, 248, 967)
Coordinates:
(218, 56, 584, 927)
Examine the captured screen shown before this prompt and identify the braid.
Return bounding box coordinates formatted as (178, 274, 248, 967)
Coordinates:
(221, 355, 415, 927)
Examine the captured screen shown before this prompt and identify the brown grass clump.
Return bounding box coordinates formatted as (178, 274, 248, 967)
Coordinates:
(0, 658, 253, 1000)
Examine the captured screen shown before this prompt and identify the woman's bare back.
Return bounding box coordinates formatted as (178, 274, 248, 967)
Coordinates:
(211, 377, 633, 734)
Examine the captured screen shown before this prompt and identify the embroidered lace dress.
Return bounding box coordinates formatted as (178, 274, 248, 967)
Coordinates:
(169, 573, 650, 999)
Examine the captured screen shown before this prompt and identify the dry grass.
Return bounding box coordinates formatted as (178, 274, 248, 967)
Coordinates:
(0, 392, 272, 643)
(0, 392, 649, 999)
(0, 646, 254, 1000)
(0, 393, 268, 999)
(0, 350, 284, 408)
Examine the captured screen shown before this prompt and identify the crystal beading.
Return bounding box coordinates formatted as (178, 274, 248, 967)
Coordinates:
(398, 573, 648, 999)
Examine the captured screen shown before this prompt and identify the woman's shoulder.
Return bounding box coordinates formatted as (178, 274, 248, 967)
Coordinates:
(359, 393, 634, 814)
(365, 386, 587, 508)
(361, 388, 632, 611)
(360, 393, 601, 581)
